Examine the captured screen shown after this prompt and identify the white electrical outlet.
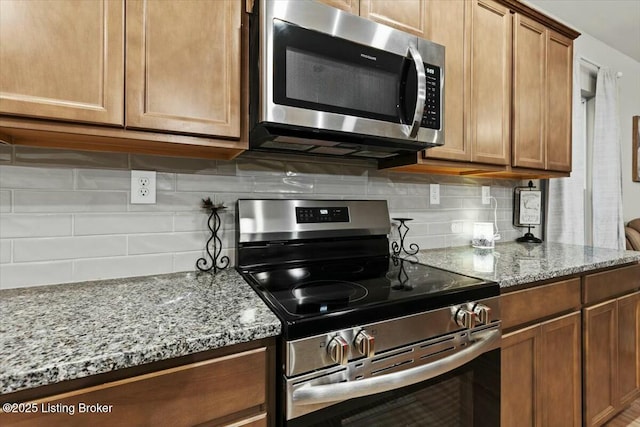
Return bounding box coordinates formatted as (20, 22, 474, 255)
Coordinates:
(430, 184, 440, 205)
(451, 220, 464, 233)
(482, 186, 491, 205)
(131, 170, 156, 204)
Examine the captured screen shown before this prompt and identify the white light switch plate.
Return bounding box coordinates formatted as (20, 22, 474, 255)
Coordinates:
(430, 184, 440, 205)
(131, 170, 156, 204)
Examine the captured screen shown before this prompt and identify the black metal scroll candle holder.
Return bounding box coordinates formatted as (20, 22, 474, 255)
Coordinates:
(391, 218, 420, 257)
(196, 198, 230, 273)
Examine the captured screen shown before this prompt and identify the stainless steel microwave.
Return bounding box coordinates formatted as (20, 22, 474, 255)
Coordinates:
(249, 0, 445, 160)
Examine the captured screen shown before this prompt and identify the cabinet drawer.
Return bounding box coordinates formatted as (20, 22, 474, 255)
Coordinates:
(501, 278, 581, 330)
(2, 348, 267, 427)
(583, 264, 640, 305)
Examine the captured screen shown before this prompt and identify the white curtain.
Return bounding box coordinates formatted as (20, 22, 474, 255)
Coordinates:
(592, 68, 625, 249)
(547, 51, 585, 245)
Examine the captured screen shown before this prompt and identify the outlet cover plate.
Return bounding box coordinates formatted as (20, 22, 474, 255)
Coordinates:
(430, 184, 440, 205)
(131, 170, 156, 204)
(482, 186, 491, 205)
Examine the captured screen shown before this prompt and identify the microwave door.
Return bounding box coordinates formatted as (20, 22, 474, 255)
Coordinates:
(401, 46, 427, 139)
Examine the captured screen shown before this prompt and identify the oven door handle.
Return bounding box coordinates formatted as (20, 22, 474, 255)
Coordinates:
(403, 45, 426, 139)
(292, 328, 500, 406)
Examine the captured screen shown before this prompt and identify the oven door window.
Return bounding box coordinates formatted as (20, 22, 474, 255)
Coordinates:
(287, 350, 499, 427)
(272, 19, 419, 125)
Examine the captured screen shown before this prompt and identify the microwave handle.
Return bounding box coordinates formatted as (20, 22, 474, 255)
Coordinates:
(292, 328, 500, 406)
(403, 45, 427, 139)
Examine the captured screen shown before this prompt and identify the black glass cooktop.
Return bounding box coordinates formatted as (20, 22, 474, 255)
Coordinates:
(241, 256, 498, 339)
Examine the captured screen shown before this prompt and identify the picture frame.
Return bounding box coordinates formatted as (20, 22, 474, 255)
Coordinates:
(634, 116, 639, 182)
(513, 188, 542, 226)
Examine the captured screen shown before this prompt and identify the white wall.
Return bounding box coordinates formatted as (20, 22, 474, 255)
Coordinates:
(0, 145, 523, 289)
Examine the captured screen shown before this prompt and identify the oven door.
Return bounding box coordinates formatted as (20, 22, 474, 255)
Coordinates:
(285, 329, 500, 427)
(259, 0, 444, 145)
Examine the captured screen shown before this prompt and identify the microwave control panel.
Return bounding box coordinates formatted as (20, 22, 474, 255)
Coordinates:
(421, 64, 441, 130)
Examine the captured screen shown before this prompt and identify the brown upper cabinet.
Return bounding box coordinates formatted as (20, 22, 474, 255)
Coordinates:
(126, 0, 241, 138)
(0, 0, 125, 125)
(316, 0, 360, 15)
(0, 0, 245, 160)
(379, 0, 578, 178)
(512, 15, 573, 172)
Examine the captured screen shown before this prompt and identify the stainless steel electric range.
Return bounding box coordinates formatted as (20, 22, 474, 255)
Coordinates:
(236, 199, 501, 427)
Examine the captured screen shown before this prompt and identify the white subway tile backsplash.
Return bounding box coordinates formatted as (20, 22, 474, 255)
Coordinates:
(128, 232, 206, 255)
(0, 190, 11, 212)
(0, 165, 73, 189)
(73, 254, 173, 282)
(13, 236, 127, 262)
(14, 190, 127, 213)
(127, 191, 203, 212)
(75, 213, 173, 236)
(76, 168, 130, 190)
(0, 146, 521, 288)
(0, 214, 72, 238)
(14, 146, 128, 169)
(130, 154, 217, 174)
(0, 261, 73, 289)
(1, 239, 11, 263)
(0, 145, 12, 163)
(176, 173, 254, 193)
(253, 176, 314, 193)
(173, 249, 235, 273)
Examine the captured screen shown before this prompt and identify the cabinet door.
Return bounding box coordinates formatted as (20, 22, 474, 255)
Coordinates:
(422, 0, 471, 162)
(0, 0, 124, 125)
(315, 0, 359, 14)
(584, 300, 618, 426)
(470, 0, 511, 165)
(126, 0, 241, 137)
(512, 14, 546, 170)
(501, 324, 539, 427)
(546, 30, 573, 172)
(360, 0, 427, 37)
(539, 312, 582, 427)
(617, 291, 640, 408)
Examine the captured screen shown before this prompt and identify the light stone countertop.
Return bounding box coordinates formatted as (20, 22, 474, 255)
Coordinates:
(0, 270, 281, 395)
(413, 242, 640, 288)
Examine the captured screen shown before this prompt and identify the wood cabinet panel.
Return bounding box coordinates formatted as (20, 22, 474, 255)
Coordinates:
(501, 325, 538, 427)
(616, 291, 640, 407)
(360, 0, 427, 37)
(126, 0, 241, 137)
(500, 278, 581, 330)
(422, 0, 471, 162)
(470, 0, 511, 165)
(512, 14, 546, 170)
(584, 300, 618, 426)
(501, 312, 581, 427)
(315, 0, 359, 14)
(0, 0, 124, 125)
(1, 348, 267, 427)
(583, 264, 640, 304)
(539, 312, 581, 427)
(546, 30, 573, 172)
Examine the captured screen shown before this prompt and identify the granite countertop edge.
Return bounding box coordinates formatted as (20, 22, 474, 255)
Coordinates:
(0, 270, 282, 395)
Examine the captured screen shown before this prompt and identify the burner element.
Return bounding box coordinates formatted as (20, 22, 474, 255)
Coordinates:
(291, 280, 368, 314)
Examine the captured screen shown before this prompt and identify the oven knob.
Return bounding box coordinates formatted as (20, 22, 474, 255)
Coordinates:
(327, 336, 349, 366)
(472, 303, 491, 325)
(354, 330, 375, 358)
(454, 308, 476, 329)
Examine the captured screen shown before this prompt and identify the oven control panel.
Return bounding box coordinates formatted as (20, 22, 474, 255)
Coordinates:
(296, 206, 349, 223)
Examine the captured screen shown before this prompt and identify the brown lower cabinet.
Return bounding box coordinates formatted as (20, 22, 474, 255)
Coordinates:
(501, 311, 582, 427)
(1, 345, 272, 427)
(583, 291, 640, 426)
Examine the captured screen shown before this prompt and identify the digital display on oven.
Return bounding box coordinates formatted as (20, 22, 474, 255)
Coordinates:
(296, 207, 349, 223)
